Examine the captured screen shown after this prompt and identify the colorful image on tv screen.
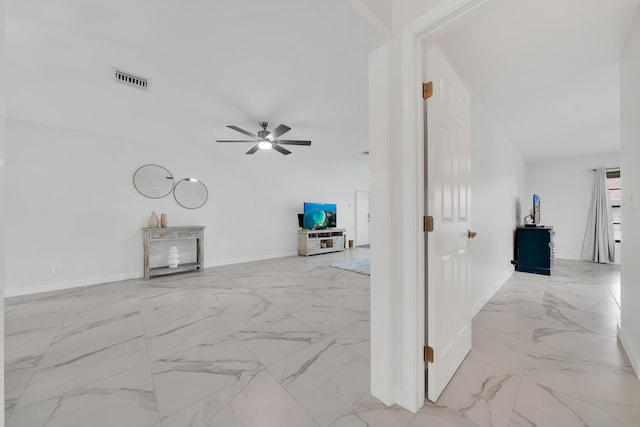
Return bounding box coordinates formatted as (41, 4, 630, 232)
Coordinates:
(303, 202, 337, 229)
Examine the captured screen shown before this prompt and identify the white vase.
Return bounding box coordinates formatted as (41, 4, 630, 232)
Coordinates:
(167, 246, 180, 268)
(148, 211, 159, 228)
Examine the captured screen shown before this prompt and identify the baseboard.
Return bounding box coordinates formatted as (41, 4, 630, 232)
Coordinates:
(618, 323, 640, 380)
(471, 268, 513, 318)
(4, 272, 143, 298)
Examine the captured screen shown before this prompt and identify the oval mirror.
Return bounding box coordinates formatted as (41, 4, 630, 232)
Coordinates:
(133, 164, 174, 199)
(173, 178, 208, 209)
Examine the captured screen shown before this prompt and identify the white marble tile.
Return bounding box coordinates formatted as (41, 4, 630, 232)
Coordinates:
(480, 293, 544, 320)
(410, 402, 482, 427)
(290, 302, 367, 335)
(531, 328, 631, 367)
(6, 250, 634, 427)
(38, 298, 145, 372)
(254, 286, 331, 313)
(151, 335, 262, 418)
(144, 314, 232, 362)
(472, 308, 538, 338)
(161, 369, 319, 427)
(233, 313, 324, 366)
(330, 320, 370, 360)
(436, 351, 522, 427)
(74, 280, 139, 307)
(14, 336, 149, 409)
(330, 393, 416, 427)
(4, 290, 77, 336)
(139, 289, 226, 337)
(205, 292, 289, 330)
(512, 378, 639, 427)
(6, 364, 159, 427)
(538, 300, 620, 338)
(470, 324, 530, 375)
(268, 338, 370, 426)
(543, 288, 620, 318)
(520, 345, 640, 423)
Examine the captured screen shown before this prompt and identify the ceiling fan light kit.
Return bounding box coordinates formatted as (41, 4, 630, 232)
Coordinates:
(216, 121, 312, 155)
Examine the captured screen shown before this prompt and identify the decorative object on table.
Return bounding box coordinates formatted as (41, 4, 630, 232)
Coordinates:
(173, 178, 208, 209)
(167, 245, 180, 268)
(160, 213, 168, 228)
(330, 258, 370, 276)
(148, 211, 159, 228)
(133, 164, 175, 198)
(216, 121, 312, 155)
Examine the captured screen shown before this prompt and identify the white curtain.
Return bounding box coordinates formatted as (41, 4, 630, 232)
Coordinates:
(581, 168, 615, 263)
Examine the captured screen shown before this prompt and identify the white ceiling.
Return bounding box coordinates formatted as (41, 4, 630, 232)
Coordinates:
(438, 0, 640, 161)
(6, 0, 372, 162)
(7, 0, 640, 164)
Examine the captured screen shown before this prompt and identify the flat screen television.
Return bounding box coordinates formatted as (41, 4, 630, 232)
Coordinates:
(303, 202, 337, 230)
(533, 194, 541, 224)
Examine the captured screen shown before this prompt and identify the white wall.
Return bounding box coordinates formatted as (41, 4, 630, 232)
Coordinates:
(469, 93, 526, 315)
(619, 6, 640, 379)
(525, 151, 620, 261)
(5, 119, 368, 295)
(5, 0, 371, 295)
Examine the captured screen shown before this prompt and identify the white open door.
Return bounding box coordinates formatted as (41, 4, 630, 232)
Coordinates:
(425, 44, 472, 402)
(356, 190, 370, 246)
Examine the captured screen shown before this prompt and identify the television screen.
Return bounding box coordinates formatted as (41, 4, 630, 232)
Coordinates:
(533, 194, 540, 224)
(303, 202, 337, 230)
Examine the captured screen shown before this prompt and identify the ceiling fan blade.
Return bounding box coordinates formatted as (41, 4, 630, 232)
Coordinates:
(266, 124, 291, 140)
(246, 145, 260, 154)
(276, 140, 312, 146)
(217, 140, 258, 143)
(227, 125, 262, 140)
(271, 144, 291, 155)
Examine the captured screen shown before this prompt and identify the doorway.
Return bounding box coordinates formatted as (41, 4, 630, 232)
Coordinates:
(356, 190, 370, 246)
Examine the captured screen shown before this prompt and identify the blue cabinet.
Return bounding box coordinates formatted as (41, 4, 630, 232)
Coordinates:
(516, 226, 554, 276)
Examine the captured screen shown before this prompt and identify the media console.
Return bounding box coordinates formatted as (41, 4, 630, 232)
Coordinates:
(298, 229, 346, 256)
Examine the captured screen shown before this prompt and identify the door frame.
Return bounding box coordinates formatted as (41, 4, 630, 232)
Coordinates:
(368, 0, 487, 412)
(410, 1, 486, 410)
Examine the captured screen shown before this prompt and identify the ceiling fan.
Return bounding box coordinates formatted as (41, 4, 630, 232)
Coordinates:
(216, 121, 312, 155)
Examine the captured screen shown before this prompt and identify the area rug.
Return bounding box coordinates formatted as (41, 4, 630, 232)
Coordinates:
(330, 258, 370, 275)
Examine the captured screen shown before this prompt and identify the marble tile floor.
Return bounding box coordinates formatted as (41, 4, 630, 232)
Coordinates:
(5, 252, 637, 427)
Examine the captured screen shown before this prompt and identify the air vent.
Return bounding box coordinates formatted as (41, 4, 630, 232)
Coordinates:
(114, 69, 149, 91)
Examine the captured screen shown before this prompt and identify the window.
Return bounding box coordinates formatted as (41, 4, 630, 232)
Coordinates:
(607, 169, 621, 243)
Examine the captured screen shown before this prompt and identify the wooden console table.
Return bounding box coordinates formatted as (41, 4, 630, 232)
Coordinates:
(298, 229, 346, 256)
(143, 226, 205, 279)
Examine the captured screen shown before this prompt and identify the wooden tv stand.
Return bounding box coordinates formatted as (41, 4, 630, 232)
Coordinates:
(298, 229, 346, 256)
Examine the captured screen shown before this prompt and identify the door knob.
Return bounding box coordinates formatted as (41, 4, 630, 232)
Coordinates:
(467, 230, 477, 239)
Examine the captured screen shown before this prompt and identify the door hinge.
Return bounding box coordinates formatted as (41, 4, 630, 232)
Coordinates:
(422, 82, 433, 99)
(424, 345, 434, 363)
(423, 216, 434, 232)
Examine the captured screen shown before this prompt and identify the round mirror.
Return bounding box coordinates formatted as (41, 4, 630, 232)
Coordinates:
(133, 164, 174, 199)
(173, 178, 208, 209)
